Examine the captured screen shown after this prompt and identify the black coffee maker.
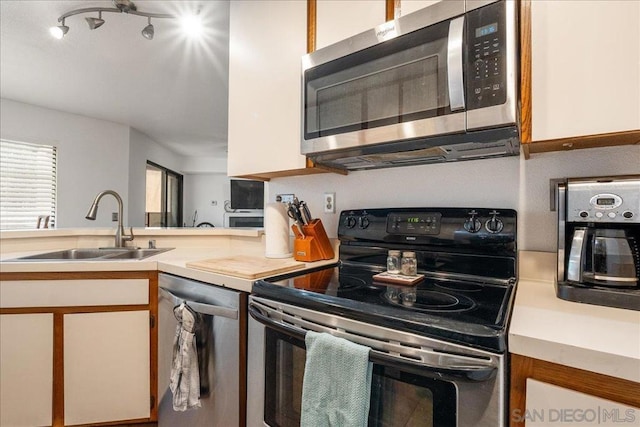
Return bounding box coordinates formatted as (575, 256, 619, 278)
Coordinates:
(556, 176, 640, 311)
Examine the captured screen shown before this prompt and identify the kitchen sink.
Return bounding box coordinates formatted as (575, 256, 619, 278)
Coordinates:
(6, 247, 173, 262)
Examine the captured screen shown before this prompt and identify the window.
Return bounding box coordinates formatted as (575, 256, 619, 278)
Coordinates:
(145, 161, 183, 227)
(0, 139, 57, 230)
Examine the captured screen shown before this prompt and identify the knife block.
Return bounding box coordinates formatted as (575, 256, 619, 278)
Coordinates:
(292, 219, 335, 262)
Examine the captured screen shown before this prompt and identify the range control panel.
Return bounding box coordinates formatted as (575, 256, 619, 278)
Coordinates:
(466, 1, 508, 110)
(387, 212, 442, 235)
(338, 208, 517, 253)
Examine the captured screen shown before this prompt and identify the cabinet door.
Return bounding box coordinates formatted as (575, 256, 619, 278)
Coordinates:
(397, 0, 442, 18)
(530, 1, 640, 141)
(64, 310, 151, 425)
(524, 379, 639, 426)
(227, 1, 308, 178)
(316, 0, 386, 50)
(0, 313, 53, 427)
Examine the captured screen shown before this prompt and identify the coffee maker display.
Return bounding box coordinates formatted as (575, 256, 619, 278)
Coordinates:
(556, 176, 640, 311)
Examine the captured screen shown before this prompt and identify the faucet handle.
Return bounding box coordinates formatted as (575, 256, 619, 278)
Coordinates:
(123, 227, 134, 242)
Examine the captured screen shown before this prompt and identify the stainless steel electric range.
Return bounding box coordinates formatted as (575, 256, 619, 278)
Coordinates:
(247, 207, 517, 427)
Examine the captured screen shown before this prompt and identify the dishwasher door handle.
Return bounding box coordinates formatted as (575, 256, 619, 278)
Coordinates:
(161, 287, 238, 320)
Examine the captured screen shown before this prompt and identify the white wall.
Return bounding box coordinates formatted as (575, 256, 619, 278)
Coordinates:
(184, 173, 231, 227)
(268, 145, 640, 252)
(518, 145, 640, 251)
(128, 128, 185, 227)
(0, 99, 130, 228)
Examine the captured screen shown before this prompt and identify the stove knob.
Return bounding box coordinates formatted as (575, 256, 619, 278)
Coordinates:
(485, 214, 504, 234)
(358, 216, 370, 229)
(464, 215, 482, 233)
(345, 216, 357, 228)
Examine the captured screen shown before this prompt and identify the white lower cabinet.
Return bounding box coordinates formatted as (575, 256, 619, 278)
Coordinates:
(524, 379, 639, 427)
(0, 313, 53, 427)
(64, 310, 151, 425)
(0, 275, 155, 426)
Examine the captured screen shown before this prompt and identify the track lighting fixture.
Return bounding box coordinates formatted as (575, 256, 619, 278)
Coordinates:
(50, 0, 179, 40)
(85, 11, 105, 30)
(141, 17, 154, 40)
(49, 18, 69, 39)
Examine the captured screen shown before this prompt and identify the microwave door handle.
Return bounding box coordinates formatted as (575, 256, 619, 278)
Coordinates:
(447, 16, 466, 112)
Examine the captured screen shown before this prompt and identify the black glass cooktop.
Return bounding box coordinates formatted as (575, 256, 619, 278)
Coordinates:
(253, 263, 514, 352)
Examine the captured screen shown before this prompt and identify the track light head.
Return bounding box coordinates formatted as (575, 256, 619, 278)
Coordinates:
(141, 17, 154, 40)
(49, 18, 69, 39)
(86, 12, 105, 30)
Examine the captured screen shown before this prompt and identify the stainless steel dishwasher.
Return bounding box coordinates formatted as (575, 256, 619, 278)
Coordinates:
(158, 273, 246, 426)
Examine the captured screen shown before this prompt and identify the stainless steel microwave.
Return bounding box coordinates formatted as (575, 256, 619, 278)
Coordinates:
(301, 0, 519, 171)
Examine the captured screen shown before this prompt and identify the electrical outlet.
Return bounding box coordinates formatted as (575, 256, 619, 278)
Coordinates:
(211, 200, 218, 206)
(111, 212, 118, 221)
(324, 192, 336, 213)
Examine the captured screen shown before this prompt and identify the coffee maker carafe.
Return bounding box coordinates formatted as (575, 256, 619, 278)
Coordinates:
(556, 176, 640, 311)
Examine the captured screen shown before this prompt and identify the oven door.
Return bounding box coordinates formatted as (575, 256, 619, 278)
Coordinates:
(247, 296, 506, 427)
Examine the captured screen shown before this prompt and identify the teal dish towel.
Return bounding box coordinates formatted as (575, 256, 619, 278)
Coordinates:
(301, 331, 373, 427)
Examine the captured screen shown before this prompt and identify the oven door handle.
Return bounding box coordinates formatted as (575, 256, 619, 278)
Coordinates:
(249, 303, 496, 382)
(161, 287, 238, 320)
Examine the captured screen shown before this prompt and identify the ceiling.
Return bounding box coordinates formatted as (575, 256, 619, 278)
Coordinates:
(0, 0, 230, 157)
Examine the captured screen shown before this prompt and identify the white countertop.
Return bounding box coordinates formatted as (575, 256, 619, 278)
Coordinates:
(0, 226, 263, 239)
(3, 239, 638, 379)
(0, 234, 338, 294)
(510, 251, 640, 382)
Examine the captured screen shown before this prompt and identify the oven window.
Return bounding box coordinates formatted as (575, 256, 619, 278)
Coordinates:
(264, 328, 456, 427)
(304, 20, 451, 140)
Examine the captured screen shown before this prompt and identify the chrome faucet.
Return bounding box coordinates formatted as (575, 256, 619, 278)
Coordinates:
(85, 190, 134, 248)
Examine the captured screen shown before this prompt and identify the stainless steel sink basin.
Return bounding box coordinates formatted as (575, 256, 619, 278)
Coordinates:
(6, 247, 173, 262)
(105, 248, 173, 259)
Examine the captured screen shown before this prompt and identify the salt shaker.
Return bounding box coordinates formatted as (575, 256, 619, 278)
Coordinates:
(387, 250, 401, 273)
(401, 251, 417, 276)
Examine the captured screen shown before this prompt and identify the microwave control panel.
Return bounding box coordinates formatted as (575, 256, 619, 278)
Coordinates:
(466, 1, 508, 110)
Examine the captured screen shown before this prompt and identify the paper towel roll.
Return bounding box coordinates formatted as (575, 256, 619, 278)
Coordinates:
(265, 202, 292, 258)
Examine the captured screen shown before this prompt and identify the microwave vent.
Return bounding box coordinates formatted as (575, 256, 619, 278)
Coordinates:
(308, 126, 520, 172)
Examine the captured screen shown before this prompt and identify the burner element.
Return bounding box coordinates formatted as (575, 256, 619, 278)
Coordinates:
(435, 281, 485, 292)
(384, 288, 476, 312)
(339, 275, 367, 290)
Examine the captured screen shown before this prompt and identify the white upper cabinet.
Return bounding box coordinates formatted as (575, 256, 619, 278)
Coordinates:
(315, 0, 386, 50)
(227, 1, 308, 178)
(530, 0, 640, 141)
(397, 1, 442, 18)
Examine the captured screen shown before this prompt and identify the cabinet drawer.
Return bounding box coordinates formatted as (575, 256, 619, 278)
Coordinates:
(0, 279, 149, 308)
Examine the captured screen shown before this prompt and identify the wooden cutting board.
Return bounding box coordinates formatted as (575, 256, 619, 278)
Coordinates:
(186, 255, 305, 279)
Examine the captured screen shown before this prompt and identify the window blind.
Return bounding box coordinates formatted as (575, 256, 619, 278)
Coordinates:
(0, 139, 57, 230)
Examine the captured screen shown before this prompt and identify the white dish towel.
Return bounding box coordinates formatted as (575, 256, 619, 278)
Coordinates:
(170, 302, 201, 411)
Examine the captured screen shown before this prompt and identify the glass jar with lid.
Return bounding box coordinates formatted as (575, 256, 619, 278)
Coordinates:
(386, 250, 402, 274)
(401, 251, 417, 276)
